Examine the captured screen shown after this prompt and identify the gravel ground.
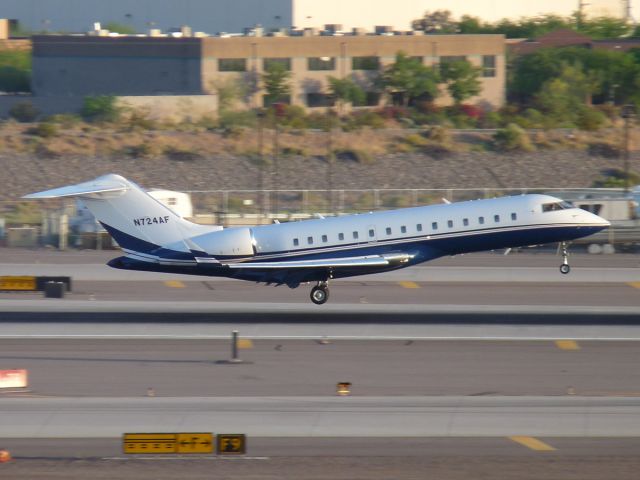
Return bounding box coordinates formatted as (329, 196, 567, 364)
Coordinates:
(2, 149, 637, 201)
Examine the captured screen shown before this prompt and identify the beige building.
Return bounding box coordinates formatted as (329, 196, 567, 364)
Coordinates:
(32, 31, 506, 111)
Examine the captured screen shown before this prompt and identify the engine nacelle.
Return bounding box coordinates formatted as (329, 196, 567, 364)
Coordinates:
(191, 227, 254, 257)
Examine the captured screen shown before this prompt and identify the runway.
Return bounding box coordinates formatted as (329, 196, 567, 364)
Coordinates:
(1, 250, 639, 478)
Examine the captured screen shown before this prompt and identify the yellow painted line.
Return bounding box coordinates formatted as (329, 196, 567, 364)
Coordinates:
(628, 282, 640, 289)
(555, 340, 580, 350)
(164, 280, 186, 288)
(509, 436, 556, 451)
(398, 281, 420, 289)
(237, 339, 253, 349)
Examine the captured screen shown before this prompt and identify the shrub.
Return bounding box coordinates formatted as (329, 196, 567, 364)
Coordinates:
(121, 143, 155, 158)
(588, 141, 621, 158)
(576, 107, 607, 131)
(334, 148, 373, 164)
(26, 122, 58, 138)
(477, 111, 503, 129)
(425, 125, 452, 144)
(219, 110, 256, 129)
(127, 110, 157, 130)
(9, 101, 39, 122)
(164, 145, 203, 161)
(81, 95, 121, 123)
(45, 113, 82, 128)
(492, 123, 534, 152)
(342, 111, 385, 131)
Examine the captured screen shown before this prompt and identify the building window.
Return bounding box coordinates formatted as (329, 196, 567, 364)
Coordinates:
(263, 94, 291, 107)
(386, 227, 392, 235)
(439, 55, 466, 74)
(447, 220, 453, 228)
(322, 234, 328, 243)
(417, 224, 423, 232)
(293, 238, 299, 246)
(432, 222, 438, 230)
(511, 213, 517, 221)
(352, 56, 379, 70)
(369, 229, 375, 237)
(353, 92, 381, 107)
(338, 233, 344, 241)
(307, 236, 314, 245)
(353, 231, 359, 240)
(401, 226, 407, 234)
(479, 216, 485, 225)
(308, 57, 335, 71)
(263, 57, 291, 71)
(306, 93, 335, 108)
(463, 218, 469, 226)
(218, 58, 246, 72)
(494, 215, 500, 223)
(482, 55, 496, 78)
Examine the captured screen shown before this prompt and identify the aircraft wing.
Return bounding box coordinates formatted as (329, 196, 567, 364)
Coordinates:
(222, 253, 413, 269)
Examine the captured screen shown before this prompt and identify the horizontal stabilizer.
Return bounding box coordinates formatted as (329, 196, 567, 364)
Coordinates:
(23, 175, 128, 199)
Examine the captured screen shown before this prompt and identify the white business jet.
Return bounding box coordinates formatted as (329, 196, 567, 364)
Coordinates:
(25, 174, 610, 304)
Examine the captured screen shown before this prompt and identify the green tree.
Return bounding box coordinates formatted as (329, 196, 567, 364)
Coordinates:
(440, 59, 481, 105)
(579, 16, 632, 39)
(411, 10, 458, 33)
(262, 62, 291, 106)
(327, 77, 365, 113)
(0, 49, 31, 92)
(81, 95, 121, 123)
(380, 52, 440, 107)
(103, 22, 137, 34)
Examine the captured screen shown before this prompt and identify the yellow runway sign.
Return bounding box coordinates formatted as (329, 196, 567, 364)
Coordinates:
(0, 276, 36, 291)
(217, 434, 246, 455)
(123, 433, 213, 454)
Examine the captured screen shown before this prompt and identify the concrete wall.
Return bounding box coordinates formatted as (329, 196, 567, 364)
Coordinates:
(32, 36, 202, 96)
(201, 34, 506, 109)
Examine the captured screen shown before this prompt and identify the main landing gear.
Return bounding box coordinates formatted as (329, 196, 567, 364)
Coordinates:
(310, 281, 330, 305)
(559, 242, 571, 274)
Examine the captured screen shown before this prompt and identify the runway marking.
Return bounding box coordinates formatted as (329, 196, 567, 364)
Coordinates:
(164, 281, 186, 289)
(627, 282, 640, 289)
(237, 339, 254, 349)
(509, 436, 556, 451)
(398, 281, 420, 289)
(555, 340, 580, 350)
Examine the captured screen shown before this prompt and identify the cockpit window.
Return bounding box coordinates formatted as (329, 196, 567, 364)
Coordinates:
(542, 201, 573, 212)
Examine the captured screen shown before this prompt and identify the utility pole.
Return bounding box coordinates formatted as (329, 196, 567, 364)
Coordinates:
(622, 104, 636, 193)
(577, 1, 590, 30)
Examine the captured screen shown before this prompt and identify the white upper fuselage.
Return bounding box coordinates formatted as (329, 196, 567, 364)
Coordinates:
(245, 194, 608, 260)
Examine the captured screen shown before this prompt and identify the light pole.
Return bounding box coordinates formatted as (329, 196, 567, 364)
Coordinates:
(622, 104, 635, 193)
(256, 108, 265, 215)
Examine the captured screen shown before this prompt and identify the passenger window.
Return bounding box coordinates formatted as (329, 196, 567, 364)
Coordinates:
(401, 226, 407, 234)
(417, 224, 423, 232)
(353, 231, 359, 240)
(447, 220, 453, 228)
(307, 236, 313, 245)
(386, 227, 392, 235)
(463, 218, 469, 227)
(479, 216, 485, 225)
(322, 234, 328, 243)
(511, 213, 517, 221)
(432, 222, 438, 230)
(293, 238, 299, 247)
(338, 233, 344, 241)
(369, 229, 375, 237)
(494, 215, 500, 223)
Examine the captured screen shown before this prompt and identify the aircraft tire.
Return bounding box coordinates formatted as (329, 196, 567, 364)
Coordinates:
(310, 286, 329, 305)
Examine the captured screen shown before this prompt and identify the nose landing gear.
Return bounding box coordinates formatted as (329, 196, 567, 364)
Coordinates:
(310, 281, 329, 305)
(559, 242, 571, 274)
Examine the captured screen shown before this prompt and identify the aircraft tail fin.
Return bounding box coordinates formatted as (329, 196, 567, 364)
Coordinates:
(24, 174, 217, 260)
